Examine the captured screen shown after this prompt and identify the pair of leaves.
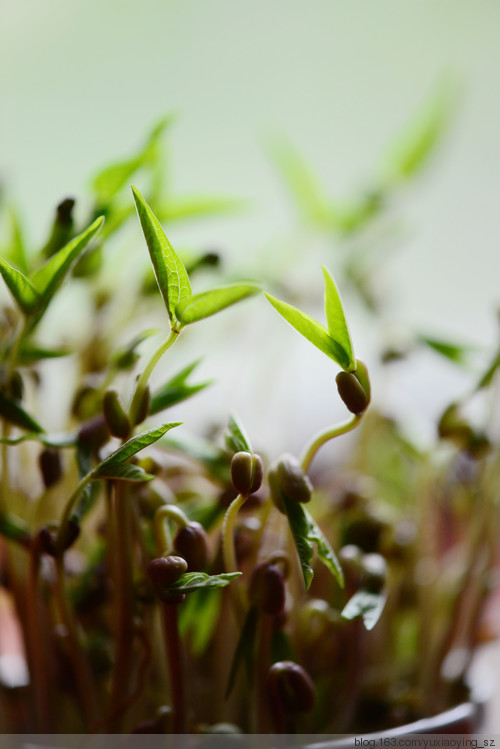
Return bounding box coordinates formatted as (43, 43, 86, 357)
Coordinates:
(92, 117, 173, 205)
(265, 266, 355, 372)
(0, 217, 104, 324)
(225, 413, 253, 454)
(341, 589, 387, 631)
(150, 359, 213, 415)
(132, 187, 260, 333)
(282, 494, 344, 590)
(158, 571, 241, 599)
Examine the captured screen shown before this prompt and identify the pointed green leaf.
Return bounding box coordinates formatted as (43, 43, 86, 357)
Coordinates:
(0, 392, 43, 433)
(150, 359, 213, 415)
(322, 267, 355, 371)
(417, 334, 476, 366)
(30, 216, 104, 307)
(132, 186, 191, 329)
(282, 495, 344, 590)
(265, 293, 350, 370)
(95, 422, 181, 471)
(477, 349, 500, 391)
(110, 329, 159, 371)
(0, 512, 31, 546)
(225, 605, 259, 699)
(6, 208, 29, 273)
(160, 571, 241, 596)
(92, 116, 173, 203)
(92, 462, 154, 482)
(176, 283, 260, 325)
(225, 414, 252, 454)
(0, 258, 41, 314)
(19, 343, 71, 365)
(341, 589, 387, 631)
(160, 431, 230, 484)
(179, 589, 223, 655)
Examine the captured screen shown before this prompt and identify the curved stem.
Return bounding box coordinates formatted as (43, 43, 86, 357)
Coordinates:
(154, 504, 189, 556)
(129, 329, 180, 424)
(300, 413, 363, 474)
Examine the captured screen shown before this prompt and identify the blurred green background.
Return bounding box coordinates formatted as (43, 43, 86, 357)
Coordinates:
(2, 0, 500, 452)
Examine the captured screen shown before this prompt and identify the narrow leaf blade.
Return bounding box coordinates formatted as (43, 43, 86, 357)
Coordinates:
(322, 266, 355, 371)
(30, 216, 104, 305)
(303, 507, 344, 587)
(225, 414, 252, 454)
(132, 186, 191, 327)
(265, 293, 350, 369)
(176, 283, 260, 325)
(92, 462, 154, 482)
(150, 359, 212, 415)
(225, 605, 259, 699)
(0, 259, 41, 314)
(0, 392, 43, 433)
(96, 422, 181, 470)
(161, 571, 241, 595)
(157, 195, 247, 223)
(341, 589, 387, 631)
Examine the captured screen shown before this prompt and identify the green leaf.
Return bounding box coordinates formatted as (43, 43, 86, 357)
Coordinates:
(176, 283, 260, 326)
(6, 208, 29, 273)
(225, 605, 259, 699)
(341, 589, 387, 631)
(162, 571, 241, 596)
(92, 462, 154, 482)
(30, 216, 104, 313)
(160, 431, 230, 484)
(0, 431, 76, 447)
(179, 589, 223, 656)
(95, 422, 181, 471)
(225, 414, 252, 454)
(0, 258, 41, 314)
(71, 441, 100, 524)
(19, 343, 71, 365)
(268, 137, 332, 227)
(477, 349, 500, 391)
(322, 267, 355, 371)
(0, 392, 43, 433)
(132, 186, 191, 329)
(417, 334, 476, 366)
(282, 495, 344, 590)
(265, 293, 350, 370)
(157, 195, 247, 223)
(110, 329, 159, 371)
(92, 116, 173, 203)
(150, 359, 213, 415)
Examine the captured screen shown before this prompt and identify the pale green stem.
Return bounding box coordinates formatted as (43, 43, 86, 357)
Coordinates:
(56, 473, 93, 548)
(222, 493, 248, 621)
(153, 504, 189, 556)
(300, 413, 363, 474)
(129, 329, 180, 424)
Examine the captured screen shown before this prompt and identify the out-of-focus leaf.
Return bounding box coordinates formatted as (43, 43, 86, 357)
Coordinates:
(176, 283, 260, 325)
(265, 293, 350, 370)
(0, 431, 76, 447)
(322, 266, 355, 371)
(132, 186, 191, 330)
(160, 431, 230, 483)
(19, 343, 71, 365)
(150, 359, 213, 415)
(157, 195, 247, 223)
(283, 494, 344, 590)
(92, 462, 154, 482)
(268, 137, 332, 227)
(0, 392, 43, 433)
(6, 208, 29, 273)
(110, 329, 159, 371)
(92, 116, 173, 203)
(0, 259, 41, 314)
(0, 512, 30, 545)
(225, 413, 252, 454)
(160, 571, 241, 598)
(418, 334, 476, 366)
(477, 349, 500, 391)
(341, 589, 387, 630)
(225, 605, 259, 699)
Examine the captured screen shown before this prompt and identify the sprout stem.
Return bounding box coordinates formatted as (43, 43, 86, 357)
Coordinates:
(300, 413, 363, 474)
(154, 504, 189, 555)
(129, 329, 179, 424)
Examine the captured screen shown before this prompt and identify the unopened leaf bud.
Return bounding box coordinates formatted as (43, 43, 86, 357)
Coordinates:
(249, 562, 286, 616)
(102, 389, 130, 439)
(268, 661, 315, 714)
(230, 451, 263, 495)
(147, 555, 187, 588)
(39, 447, 63, 488)
(353, 359, 371, 405)
(174, 522, 210, 571)
(78, 415, 110, 452)
(269, 454, 313, 513)
(437, 404, 473, 443)
(336, 371, 369, 414)
(362, 553, 387, 593)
